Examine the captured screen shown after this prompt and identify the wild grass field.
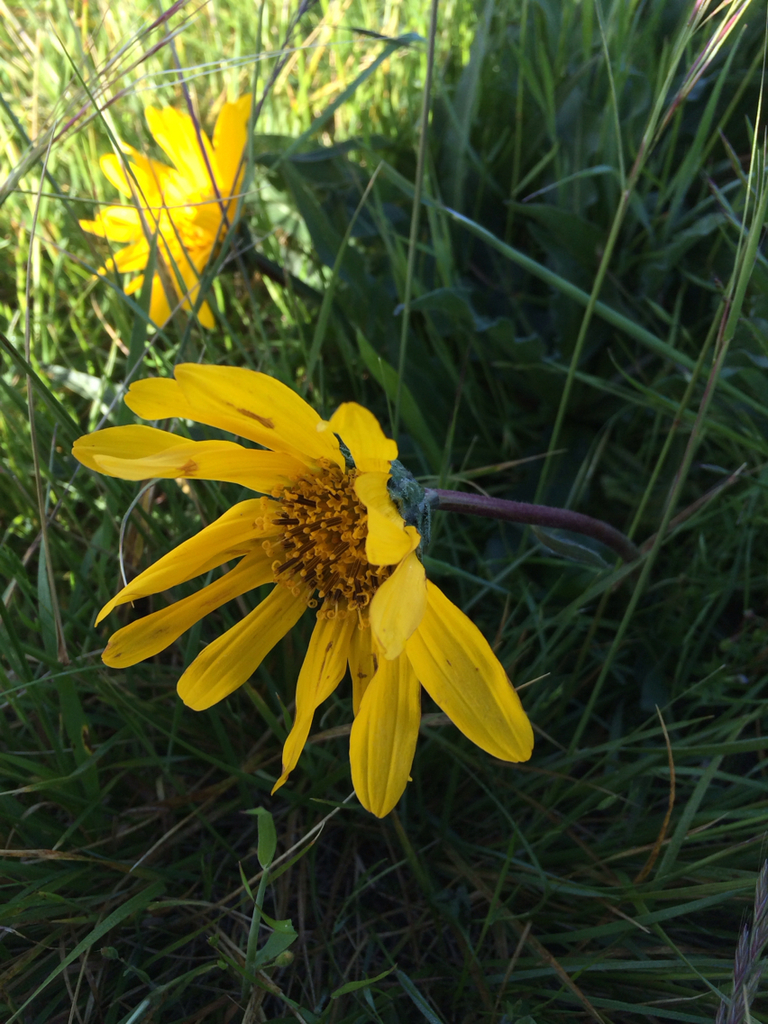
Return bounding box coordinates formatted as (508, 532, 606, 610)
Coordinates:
(2, 0, 768, 1021)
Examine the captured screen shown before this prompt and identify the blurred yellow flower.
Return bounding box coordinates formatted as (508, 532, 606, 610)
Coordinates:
(73, 365, 533, 816)
(79, 96, 252, 327)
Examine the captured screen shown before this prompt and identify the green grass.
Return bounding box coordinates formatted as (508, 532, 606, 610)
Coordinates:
(2, 0, 768, 1020)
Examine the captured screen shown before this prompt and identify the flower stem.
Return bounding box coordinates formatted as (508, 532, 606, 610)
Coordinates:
(428, 489, 640, 564)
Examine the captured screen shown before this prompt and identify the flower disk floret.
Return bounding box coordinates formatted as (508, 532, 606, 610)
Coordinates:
(269, 465, 394, 612)
(72, 364, 534, 817)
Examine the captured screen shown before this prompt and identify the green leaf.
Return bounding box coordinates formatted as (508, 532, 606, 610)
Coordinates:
(36, 540, 57, 659)
(256, 808, 277, 870)
(244, 806, 277, 870)
(513, 202, 605, 263)
(250, 917, 298, 971)
(331, 967, 396, 999)
(531, 527, 609, 568)
(44, 365, 118, 415)
(0, 330, 81, 442)
(396, 969, 447, 1024)
(238, 861, 254, 902)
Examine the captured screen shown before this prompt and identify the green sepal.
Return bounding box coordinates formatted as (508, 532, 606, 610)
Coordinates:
(387, 459, 432, 549)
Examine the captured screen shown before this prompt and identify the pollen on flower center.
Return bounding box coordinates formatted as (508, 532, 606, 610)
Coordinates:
(270, 463, 392, 615)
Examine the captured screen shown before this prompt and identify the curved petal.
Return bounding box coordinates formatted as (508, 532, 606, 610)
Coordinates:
(103, 549, 273, 667)
(145, 106, 217, 192)
(177, 583, 306, 711)
(327, 403, 397, 473)
(96, 498, 280, 624)
(212, 94, 252, 192)
(125, 376, 197, 421)
(94, 439, 305, 492)
(125, 370, 343, 460)
(405, 582, 534, 763)
(73, 425, 189, 474)
(354, 472, 420, 565)
(348, 622, 378, 715)
(272, 612, 356, 792)
(174, 364, 344, 466)
(349, 653, 421, 817)
(370, 551, 427, 659)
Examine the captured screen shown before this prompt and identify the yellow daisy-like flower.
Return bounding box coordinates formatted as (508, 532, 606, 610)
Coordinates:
(73, 365, 534, 816)
(79, 96, 252, 328)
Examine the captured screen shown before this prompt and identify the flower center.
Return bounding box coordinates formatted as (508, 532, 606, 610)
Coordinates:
(271, 464, 392, 615)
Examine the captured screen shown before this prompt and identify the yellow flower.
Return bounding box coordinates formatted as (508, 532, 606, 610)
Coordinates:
(73, 365, 534, 816)
(79, 96, 252, 328)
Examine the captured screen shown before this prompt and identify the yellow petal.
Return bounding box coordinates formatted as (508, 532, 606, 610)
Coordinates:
(94, 439, 305, 491)
(148, 239, 211, 325)
(174, 364, 344, 467)
(156, 237, 192, 293)
(327, 403, 397, 473)
(349, 653, 421, 817)
(107, 239, 150, 274)
(189, 193, 227, 236)
(96, 498, 280, 624)
(174, 253, 217, 326)
(405, 582, 534, 763)
(73, 425, 189, 474)
(370, 551, 427, 659)
(145, 106, 217, 192)
(177, 583, 306, 710)
(149, 273, 173, 326)
(101, 207, 143, 238)
(124, 275, 145, 295)
(79, 217, 107, 237)
(100, 150, 169, 204)
(348, 622, 378, 715)
(103, 550, 273, 667)
(124, 376, 197, 421)
(99, 153, 134, 198)
(272, 612, 356, 792)
(197, 299, 215, 328)
(125, 369, 342, 457)
(213, 94, 252, 192)
(354, 472, 420, 565)
(79, 205, 142, 242)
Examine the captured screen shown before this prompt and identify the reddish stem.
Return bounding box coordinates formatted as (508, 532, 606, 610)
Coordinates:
(429, 489, 639, 564)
